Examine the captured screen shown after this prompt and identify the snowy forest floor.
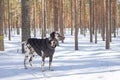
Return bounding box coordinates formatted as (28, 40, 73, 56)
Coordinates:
(0, 31, 120, 80)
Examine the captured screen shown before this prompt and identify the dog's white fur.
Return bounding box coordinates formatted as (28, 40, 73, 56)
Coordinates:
(23, 41, 35, 69)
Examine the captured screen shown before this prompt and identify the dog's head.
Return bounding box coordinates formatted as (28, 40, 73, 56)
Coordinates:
(50, 31, 62, 47)
(50, 31, 59, 39)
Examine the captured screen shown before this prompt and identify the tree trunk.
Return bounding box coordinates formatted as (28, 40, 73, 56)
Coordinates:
(8, 0, 11, 41)
(94, 0, 97, 44)
(0, 0, 4, 51)
(106, 0, 110, 49)
(53, 0, 58, 31)
(33, 0, 36, 37)
(16, 2, 20, 35)
(101, 0, 105, 41)
(74, 0, 79, 50)
(21, 0, 31, 53)
(59, 0, 64, 38)
(89, 0, 94, 42)
(112, 0, 117, 37)
(70, 0, 73, 35)
(42, 0, 46, 38)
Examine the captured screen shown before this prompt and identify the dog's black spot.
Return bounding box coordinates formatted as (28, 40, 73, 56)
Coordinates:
(26, 38, 56, 57)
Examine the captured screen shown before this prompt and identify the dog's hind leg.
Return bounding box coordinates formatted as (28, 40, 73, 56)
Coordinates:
(29, 56, 33, 66)
(41, 57, 45, 72)
(29, 52, 35, 67)
(23, 42, 33, 69)
(28, 47, 35, 67)
(24, 56, 28, 69)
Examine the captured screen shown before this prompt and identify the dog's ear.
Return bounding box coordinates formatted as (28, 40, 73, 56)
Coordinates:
(50, 32, 55, 38)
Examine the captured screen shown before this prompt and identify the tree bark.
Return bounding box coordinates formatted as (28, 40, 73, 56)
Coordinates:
(21, 0, 31, 53)
(89, 0, 94, 42)
(42, 0, 46, 38)
(74, 0, 79, 50)
(106, 0, 110, 49)
(59, 0, 64, 38)
(53, 0, 58, 31)
(8, 0, 11, 41)
(0, 0, 4, 51)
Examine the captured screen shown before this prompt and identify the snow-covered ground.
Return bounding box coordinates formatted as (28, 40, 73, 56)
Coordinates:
(0, 31, 120, 80)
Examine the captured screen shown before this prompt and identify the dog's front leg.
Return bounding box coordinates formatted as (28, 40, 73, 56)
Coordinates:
(49, 56, 53, 71)
(41, 57, 45, 72)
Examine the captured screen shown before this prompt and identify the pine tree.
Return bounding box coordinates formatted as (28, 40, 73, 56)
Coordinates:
(21, 0, 31, 53)
(0, 0, 4, 51)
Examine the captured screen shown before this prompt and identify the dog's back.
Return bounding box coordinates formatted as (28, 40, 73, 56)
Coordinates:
(26, 38, 55, 57)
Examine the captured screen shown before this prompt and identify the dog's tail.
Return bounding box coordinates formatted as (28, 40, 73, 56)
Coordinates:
(22, 41, 26, 44)
(17, 41, 26, 53)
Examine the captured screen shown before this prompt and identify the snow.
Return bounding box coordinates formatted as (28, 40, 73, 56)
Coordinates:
(0, 30, 120, 80)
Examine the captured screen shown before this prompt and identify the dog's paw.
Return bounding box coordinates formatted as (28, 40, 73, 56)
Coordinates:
(49, 68, 54, 71)
(50, 69, 54, 71)
(25, 67, 28, 69)
(30, 63, 32, 66)
(42, 69, 46, 72)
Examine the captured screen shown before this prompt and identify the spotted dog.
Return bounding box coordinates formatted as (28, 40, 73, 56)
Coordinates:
(23, 32, 58, 71)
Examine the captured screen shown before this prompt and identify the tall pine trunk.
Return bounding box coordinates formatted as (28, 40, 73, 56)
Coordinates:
(0, 0, 4, 51)
(105, 0, 110, 49)
(89, 0, 94, 42)
(8, 0, 11, 41)
(74, 0, 79, 50)
(21, 0, 31, 53)
(53, 0, 58, 31)
(59, 0, 64, 38)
